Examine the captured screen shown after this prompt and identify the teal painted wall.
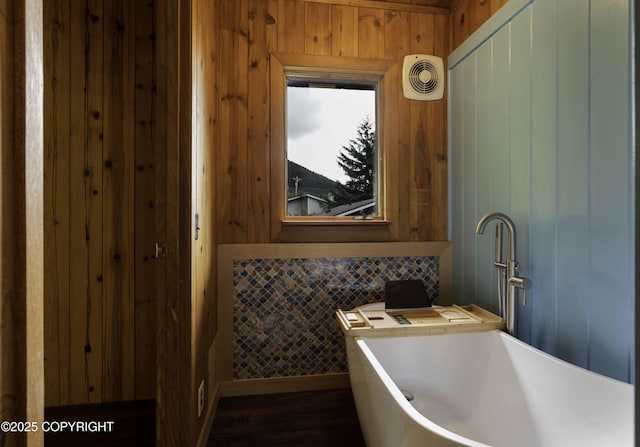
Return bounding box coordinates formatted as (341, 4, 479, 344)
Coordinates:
(448, 0, 634, 382)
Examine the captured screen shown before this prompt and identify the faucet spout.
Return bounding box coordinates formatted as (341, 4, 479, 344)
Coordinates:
(475, 212, 516, 260)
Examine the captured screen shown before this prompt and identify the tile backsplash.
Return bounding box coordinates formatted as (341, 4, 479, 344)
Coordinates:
(232, 255, 439, 379)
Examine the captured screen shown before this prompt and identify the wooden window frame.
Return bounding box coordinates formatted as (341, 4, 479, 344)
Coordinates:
(270, 52, 398, 242)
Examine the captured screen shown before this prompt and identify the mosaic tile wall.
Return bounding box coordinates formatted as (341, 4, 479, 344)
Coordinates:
(232, 256, 439, 379)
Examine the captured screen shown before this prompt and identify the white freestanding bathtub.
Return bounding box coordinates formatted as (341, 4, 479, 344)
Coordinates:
(346, 330, 633, 447)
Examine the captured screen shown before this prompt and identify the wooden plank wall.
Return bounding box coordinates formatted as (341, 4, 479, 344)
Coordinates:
(44, 0, 157, 406)
(154, 0, 189, 445)
(193, 0, 219, 444)
(1, 0, 16, 440)
(39, 0, 504, 413)
(3, 4, 16, 438)
(450, 0, 508, 50)
(217, 0, 450, 244)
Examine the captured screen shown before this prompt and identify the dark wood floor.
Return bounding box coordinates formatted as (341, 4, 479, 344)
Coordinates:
(44, 389, 365, 447)
(208, 388, 366, 447)
(45, 399, 155, 447)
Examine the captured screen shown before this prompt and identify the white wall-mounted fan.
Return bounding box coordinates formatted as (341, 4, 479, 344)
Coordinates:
(402, 54, 445, 101)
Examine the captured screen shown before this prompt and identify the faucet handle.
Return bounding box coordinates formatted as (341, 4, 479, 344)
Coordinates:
(510, 276, 531, 306)
(510, 276, 531, 290)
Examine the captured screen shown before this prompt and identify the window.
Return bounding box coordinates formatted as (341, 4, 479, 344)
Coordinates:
(270, 53, 396, 242)
(286, 79, 377, 217)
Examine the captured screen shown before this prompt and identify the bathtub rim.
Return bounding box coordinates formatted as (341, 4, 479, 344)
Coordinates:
(353, 329, 633, 447)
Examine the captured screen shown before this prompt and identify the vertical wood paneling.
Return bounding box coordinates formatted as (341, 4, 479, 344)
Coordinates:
(154, 0, 185, 443)
(431, 13, 448, 238)
(194, 0, 219, 440)
(0, 0, 15, 428)
(180, 0, 195, 432)
(383, 10, 409, 59)
(44, 0, 158, 405)
(408, 13, 435, 240)
(469, 0, 491, 32)
(102, 0, 136, 402)
(451, 0, 469, 50)
(331, 5, 358, 57)
(451, 0, 510, 52)
(358, 8, 385, 58)
(218, 0, 249, 243)
(220, 0, 449, 244)
(43, 0, 452, 408)
(490, 0, 508, 13)
(383, 10, 410, 240)
(449, 0, 633, 382)
(411, 11, 449, 242)
(277, 0, 305, 54)
(134, 0, 157, 400)
(247, 0, 277, 242)
(67, 0, 104, 403)
(305, 3, 331, 56)
(44, 0, 71, 406)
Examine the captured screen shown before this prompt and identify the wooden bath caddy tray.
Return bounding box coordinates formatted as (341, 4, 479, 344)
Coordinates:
(336, 304, 505, 337)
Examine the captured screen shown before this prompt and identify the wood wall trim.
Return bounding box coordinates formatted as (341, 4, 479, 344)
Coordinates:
(155, 0, 194, 445)
(274, 52, 396, 75)
(12, 0, 45, 445)
(221, 240, 451, 259)
(22, 0, 45, 436)
(287, 0, 450, 15)
(269, 53, 286, 242)
(218, 373, 351, 397)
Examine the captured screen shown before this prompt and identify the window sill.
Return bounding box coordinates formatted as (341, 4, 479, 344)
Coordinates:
(282, 218, 391, 226)
(274, 219, 396, 243)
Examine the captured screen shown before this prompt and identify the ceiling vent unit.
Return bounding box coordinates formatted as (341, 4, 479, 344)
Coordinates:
(402, 54, 445, 101)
